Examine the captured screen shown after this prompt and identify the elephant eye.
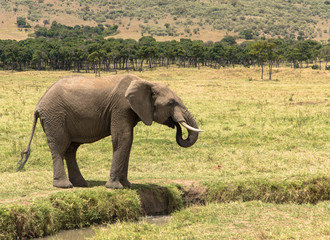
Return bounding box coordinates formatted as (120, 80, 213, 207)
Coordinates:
(167, 99, 175, 106)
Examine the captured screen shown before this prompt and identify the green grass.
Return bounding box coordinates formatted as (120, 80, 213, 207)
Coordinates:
(0, 188, 142, 239)
(91, 201, 330, 240)
(0, 67, 329, 238)
(206, 176, 329, 204)
(0, 67, 329, 200)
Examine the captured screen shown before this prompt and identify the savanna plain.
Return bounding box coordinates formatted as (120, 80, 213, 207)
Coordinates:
(0, 67, 329, 239)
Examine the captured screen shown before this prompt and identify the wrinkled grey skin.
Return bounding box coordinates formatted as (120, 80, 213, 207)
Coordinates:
(18, 74, 201, 189)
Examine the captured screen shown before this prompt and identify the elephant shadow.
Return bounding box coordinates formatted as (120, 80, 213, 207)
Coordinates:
(85, 181, 176, 214)
(86, 180, 166, 190)
(86, 180, 107, 187)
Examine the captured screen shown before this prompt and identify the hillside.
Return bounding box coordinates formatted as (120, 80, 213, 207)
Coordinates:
(0, 0, 329, 41)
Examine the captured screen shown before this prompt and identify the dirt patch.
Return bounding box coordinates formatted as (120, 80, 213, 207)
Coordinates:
(137, 183, 207, 215)
(182, 185, 207, 206)
(288, 100, 328, 106)
(139, 188, 171, 215)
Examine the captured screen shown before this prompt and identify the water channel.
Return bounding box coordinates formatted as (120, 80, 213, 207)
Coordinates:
(38, 216, 171, 240)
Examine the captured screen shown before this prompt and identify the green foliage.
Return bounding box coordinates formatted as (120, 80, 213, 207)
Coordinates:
(34, 21, 118, 40)
(0, 33, 328, 73)
(240, 29, 254, 40)
(16, 17, 31, 28)
(139, 24, 178, 37)
(1, 0, 329, 39)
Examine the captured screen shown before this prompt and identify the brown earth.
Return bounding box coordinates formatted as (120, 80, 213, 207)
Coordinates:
(138, 183, 207, 215)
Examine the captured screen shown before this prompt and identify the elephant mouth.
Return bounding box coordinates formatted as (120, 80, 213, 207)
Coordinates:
(163, 117, 176, 129)
(163, 116, 203, 148)
(163, 117, 204, 133)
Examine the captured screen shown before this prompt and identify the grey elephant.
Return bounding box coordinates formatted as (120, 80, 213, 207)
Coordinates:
(18, 74, 203, 189)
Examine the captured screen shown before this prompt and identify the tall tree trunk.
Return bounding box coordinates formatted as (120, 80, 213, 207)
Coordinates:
(269, 60, 273, 80)
(140, 59, 144, 72)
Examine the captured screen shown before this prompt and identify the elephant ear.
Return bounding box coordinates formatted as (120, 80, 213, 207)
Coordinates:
(125, 80, 153, 126)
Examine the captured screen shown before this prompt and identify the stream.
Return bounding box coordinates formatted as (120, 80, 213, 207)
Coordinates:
(38, 216, 171, 240)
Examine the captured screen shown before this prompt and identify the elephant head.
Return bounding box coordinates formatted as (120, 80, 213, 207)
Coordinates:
(125, 80, 203, 148)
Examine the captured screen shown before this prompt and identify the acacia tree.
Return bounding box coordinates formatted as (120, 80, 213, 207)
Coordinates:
(250, 41, 267, 79)
(320, 44, 330, 69)
(102, 38, 121, 72)
(137, 36, 157, 71)
(121, 39, 138, 71)
(190, 40, 205, 68)
(250, 40, 277, 80)
(208, 42, 225, 68)
(224, 44, 239, 68)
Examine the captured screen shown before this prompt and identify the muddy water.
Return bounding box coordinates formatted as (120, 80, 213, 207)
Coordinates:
(38, 216, 171, 240)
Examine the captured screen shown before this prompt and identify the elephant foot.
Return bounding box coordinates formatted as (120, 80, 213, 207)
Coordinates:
(120, 178, 131, 188)
(70, 177, 89, 188)
(105, 180, 124, 189)
(53, 178, 73, 188)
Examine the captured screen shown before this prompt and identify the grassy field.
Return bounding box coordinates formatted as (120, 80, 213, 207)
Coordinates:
(92, 201, 330, 240)
(0, 66, 329, 238)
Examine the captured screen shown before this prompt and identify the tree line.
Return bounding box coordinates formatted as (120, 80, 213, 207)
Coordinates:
(0, 23, 329, 79)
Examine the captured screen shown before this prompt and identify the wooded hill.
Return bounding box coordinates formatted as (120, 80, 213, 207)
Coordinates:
(0, 0, 329, 41)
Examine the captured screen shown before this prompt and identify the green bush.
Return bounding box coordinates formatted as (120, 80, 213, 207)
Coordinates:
(16, 17, 31, 28)
(311, 64, 319, 69)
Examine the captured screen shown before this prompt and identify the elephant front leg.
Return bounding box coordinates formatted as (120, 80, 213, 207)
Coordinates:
(106, 130, 133, 189)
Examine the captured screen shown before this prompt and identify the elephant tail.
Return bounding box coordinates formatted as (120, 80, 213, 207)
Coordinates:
(17, 110, 39, 171)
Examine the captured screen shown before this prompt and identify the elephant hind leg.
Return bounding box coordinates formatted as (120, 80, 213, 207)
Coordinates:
(48, 141, 73, 188)
(65, 143, 88, 187)
(43, 122, 73, 188)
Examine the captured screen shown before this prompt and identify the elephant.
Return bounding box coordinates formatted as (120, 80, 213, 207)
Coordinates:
(17, 74, 203, 189)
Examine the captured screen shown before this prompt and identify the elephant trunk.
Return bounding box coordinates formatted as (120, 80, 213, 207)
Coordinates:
(174, 110, 201, 148)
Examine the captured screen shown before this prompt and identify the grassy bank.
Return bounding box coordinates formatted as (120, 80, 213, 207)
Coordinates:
(0, 179, 328, 239)
(0, 184, 184, 239)
(0, 188, 141, 239)
(206, 176, 329, 204)
(0, 67, 329, 238)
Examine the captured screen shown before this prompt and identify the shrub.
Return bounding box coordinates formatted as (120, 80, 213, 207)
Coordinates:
(311, 64, 319, 69)
(16, 17, 31, 28)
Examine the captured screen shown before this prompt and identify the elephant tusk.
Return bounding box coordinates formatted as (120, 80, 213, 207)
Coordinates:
(180, 122, 204, 132)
